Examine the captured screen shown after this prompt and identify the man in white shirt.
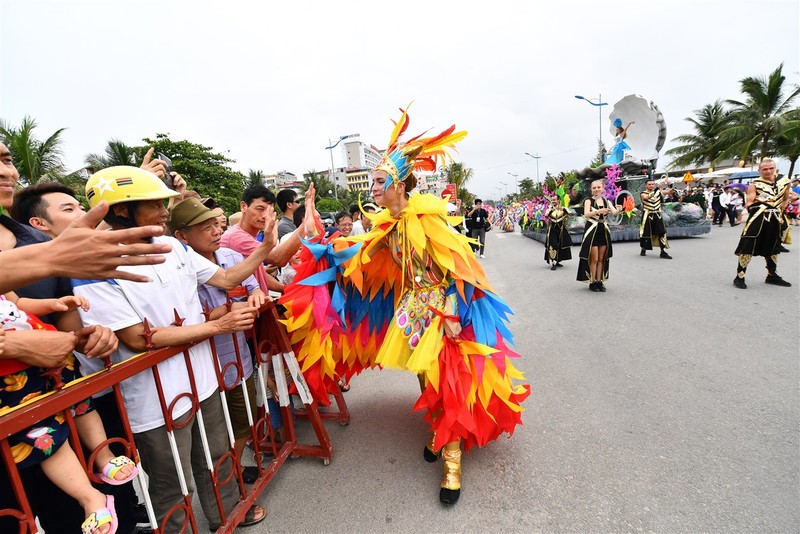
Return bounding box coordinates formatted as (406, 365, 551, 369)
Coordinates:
(74, 167, 283, 530)
(719, 187, 736, 227)
(349, 202, 378, 235)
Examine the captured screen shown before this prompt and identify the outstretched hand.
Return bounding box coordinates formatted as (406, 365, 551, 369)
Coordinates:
(49, 202, 172, 283)
(260, 204, 278, 250)
(302, 183, 317, 237)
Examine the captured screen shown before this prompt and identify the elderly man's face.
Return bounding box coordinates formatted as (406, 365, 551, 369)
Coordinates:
(0, 143, 20, 210)
(177, 217, 222, 255)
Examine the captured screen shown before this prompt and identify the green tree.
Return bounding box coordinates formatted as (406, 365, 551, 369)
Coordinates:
(246, 169, 264, 189)
(721, 63, 800, 162)
(0, 116, 69, 185)
(316, 198, 344, 213)
(84, 139, 139, 172)
(137, 133, 247, 216)
(301, 170, 336, 200)
(518, 177, 536, 199)
(775, 119, 800, 178)
(589, 139, 608, 167)
(665, 100, 731, 169)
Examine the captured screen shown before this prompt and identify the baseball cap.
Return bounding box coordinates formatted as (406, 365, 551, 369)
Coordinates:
(362, 202, 378, 212)
(168, 198, 224, 233)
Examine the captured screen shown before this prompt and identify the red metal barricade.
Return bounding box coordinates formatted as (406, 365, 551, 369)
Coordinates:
(0, 295, 348, 533)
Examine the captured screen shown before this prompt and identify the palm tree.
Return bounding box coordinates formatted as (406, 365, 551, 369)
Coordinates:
(246, 169, 264, 188)
(665, 100, 731, 169)
(720, 63, 800, 162)
(775, 117, 800, 178)
(301, 170, 335, 199)
(0, 116, 68, 185)
(84, 139, 139, 172)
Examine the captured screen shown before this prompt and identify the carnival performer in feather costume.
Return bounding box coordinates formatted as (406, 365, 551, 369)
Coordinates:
(279, 105, 530, 505)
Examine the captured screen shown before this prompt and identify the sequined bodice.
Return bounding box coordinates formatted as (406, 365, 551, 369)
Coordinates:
(752, 179, 787, 210)
(387, 228, 446, 289)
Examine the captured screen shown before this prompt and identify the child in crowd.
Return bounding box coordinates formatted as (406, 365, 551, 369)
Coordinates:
(0, 292, 138, 534)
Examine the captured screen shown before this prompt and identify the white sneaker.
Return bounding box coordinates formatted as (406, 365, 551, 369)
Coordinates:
(480, 254, 485, 258)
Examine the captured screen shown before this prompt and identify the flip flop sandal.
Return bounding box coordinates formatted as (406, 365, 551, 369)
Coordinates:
(240, 504, 268, 527)
(338, 379, 350, 392)
(81, 495, 118, 534)
(98, 456, 139, 486)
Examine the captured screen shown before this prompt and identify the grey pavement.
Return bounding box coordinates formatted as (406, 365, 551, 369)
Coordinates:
(199, 224, 799, 533)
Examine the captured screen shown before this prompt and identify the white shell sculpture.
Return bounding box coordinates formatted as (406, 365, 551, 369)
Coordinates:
(608, 94, 667, 162)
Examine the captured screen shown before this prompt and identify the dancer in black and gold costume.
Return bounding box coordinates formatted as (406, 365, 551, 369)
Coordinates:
(733, 159, 792, 289)
(577, 179, 619, 292)
(544, 201, 572, 270)
(639, 179, 672, 259)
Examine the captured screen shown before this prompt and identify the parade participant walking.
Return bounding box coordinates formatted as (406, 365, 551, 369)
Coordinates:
(544, 200, 572, 270)
(280, 106, 529, 506)
(733, 159, 792, 289)
(577, 179, 619, 292)
(467, 199, 490, 257)
(639, 178, 672, 258)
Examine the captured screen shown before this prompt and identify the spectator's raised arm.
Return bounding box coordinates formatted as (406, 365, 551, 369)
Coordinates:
(0, 202, 171, 293)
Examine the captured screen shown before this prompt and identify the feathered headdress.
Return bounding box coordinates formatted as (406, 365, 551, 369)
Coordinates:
(374, 104, 467, 191)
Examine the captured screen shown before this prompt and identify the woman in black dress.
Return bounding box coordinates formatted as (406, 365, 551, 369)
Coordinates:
(577, 179, 619, 291)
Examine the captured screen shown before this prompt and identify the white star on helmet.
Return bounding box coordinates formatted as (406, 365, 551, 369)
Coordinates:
(94, 176, 115, 196)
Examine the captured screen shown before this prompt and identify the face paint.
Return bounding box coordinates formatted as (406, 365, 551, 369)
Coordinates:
(383, 174, 394, 192)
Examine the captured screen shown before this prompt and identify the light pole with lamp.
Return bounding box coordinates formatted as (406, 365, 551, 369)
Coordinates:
(507, 172, 519, 194)
(574, 94, 608, 160)
(325, 134, 357, 200)
(524, 152, 541, 183)
(499, 181, 509, 198)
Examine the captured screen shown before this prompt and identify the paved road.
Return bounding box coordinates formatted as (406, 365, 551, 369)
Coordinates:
(211, 224, 800, 533)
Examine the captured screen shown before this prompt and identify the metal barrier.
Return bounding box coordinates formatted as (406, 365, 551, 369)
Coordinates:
(0, 296, 348, 533)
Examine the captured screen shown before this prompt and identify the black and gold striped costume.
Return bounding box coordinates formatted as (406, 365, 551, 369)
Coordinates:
(735, 178, 789, 281)
(544, 206, 572, 267)
(639, 189, 669, 252)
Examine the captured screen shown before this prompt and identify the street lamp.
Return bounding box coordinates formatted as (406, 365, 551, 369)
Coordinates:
(507, 172, 519, 194)
(499, 181, 509, 197)
(524, 152, 541, 183)
(325, 134, 357, 200)
(575, 94, 608, 160)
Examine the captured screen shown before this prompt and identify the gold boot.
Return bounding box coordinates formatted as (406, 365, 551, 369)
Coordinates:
(439, 441, 461, 505)
(424, 431, 441, 462)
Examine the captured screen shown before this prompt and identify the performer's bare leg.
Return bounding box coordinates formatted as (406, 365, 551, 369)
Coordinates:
(594, 245, 607, 291)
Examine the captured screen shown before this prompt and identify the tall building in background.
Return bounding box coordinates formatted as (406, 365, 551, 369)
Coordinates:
(344, 136, 382, 170)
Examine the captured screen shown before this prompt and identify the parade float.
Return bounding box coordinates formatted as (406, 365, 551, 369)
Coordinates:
(512, 94, 711, 244)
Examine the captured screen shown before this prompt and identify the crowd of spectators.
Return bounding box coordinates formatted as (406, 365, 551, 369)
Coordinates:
(0, 144, 322, 533)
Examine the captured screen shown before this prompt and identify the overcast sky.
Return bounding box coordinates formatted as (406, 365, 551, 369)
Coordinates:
(2, 0, 798, 200)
